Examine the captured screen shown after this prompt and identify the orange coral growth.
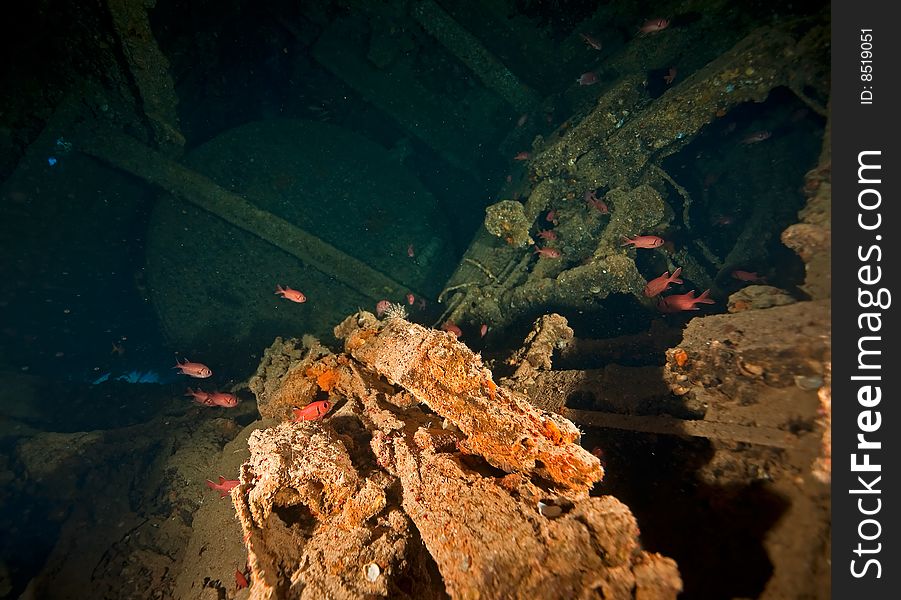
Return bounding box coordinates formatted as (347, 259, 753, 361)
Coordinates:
(542, 419, 566, 445)
(346, 327, 379, 350)
(306, 363, 340, 392)
(673, 348, 688, 368)
(481, 372, 497, 401)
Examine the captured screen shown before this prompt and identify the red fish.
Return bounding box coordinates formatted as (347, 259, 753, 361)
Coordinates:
(664, 67, 677, 85)
(441, 321, 463, 337)
(638, 18, 670, 35)
(186, 388, 238, 408)
(407, 244, 415, 257)
(208, 391, 238, 408)
(732, 270, 766, 283)
(514, 151, 532, 161)
(375, 299, 391, 316)
(206, 476, 240, 498)
(537, 229, 557, 241)
(292, 400, 332, 422)
(173, 358, 212, 378)
(577, 71, 598, 86)
(622, 235, 664, 249)
(480, 323, 488, 337)
(585, 190, 609, 214)
(545, 210, 558, 224)
(643, 267, 683, 297)
(657, 289, 715, 313)
(534, 245, 562, 259)
(185, 387, 212, 405)
(275, 284, 306, 303)
(406, 293, 415, 305)
(580, 33, 602, 50)
(236, 568, 249, 590)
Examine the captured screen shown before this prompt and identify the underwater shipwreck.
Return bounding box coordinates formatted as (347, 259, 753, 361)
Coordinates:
(0, 1, 831, 599)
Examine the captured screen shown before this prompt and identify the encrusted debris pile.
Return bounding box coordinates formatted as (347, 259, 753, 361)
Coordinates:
(228, 312, 681, 599)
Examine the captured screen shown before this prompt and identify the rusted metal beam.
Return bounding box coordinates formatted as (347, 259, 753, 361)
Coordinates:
(411, 0, 541, 113)
(567, 408, 796, 449)
(80, 126, 418, 303)
(105, 0, 184, 154)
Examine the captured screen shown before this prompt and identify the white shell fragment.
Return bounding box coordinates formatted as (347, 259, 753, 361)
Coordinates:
(364, 562, 381, 582)
(537, 501, 563, 518)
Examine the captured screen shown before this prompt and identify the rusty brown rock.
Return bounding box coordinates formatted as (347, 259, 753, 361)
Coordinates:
(222, 317, 681, 599)
(342, 315, 603, 491)
(390, 444, 679, 600)
(218, 322, 682, 600)
(663, 300, 830, 423)
(727, 285, 797, 313)
(505, 313, 574, 385)
(248, 336, 331, 419)
(232, 422, 439, 600)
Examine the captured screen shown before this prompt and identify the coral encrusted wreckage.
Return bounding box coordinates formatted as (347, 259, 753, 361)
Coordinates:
(212, 313, 681, 599)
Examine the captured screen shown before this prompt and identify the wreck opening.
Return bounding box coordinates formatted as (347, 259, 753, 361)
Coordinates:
(594, 431, 790, 599)
(659, 86, 825, 294)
